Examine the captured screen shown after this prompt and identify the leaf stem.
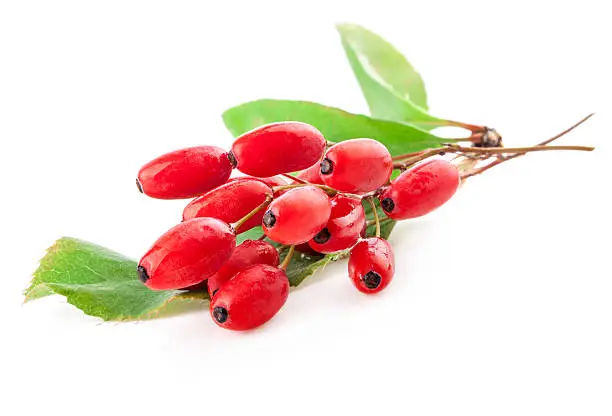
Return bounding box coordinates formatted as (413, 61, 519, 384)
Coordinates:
(366, 197, 380, 238)
(232, 195, 272, 232)
(280, 245, 296, 271)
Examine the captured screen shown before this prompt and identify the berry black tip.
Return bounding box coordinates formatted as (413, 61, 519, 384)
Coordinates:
(137, 266, 149, 283)
(227, 151, 238, 168)
(381, 197, 395, 213)
(136, 178, 144, 193)
(362, 271, 382, 290)
(320, 158, 333, 175)
(263, 210, 276, 228)
(313, 228, 331, 244)
(213, 306, 229, 323)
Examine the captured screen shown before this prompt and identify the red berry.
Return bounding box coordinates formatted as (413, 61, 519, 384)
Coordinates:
(378, 159, 460, 220)
(138, 218, 236, 290)
(182, 178, 272, 232)
(308, 195, 365, 254)
(210, 264, 289, 331)
(348, 237, 394, 294)
(296, 163, 324, 185)
(320, 139, 392, 193)
(137, 146, 233, 199)
(262, 186, 332, 245)
(207, 240, 280, 296)
(230, 122, 326, 177)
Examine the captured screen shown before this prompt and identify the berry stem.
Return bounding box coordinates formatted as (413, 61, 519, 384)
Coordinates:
(366, 197, 381, 238)
(448, 144, 594, 155)
(231, 195, 272, 231)
(281, 173, 306, 184)
(461, 113, 594, 179)
(279, 245, 296, 271)
(272, 183, 337, 196)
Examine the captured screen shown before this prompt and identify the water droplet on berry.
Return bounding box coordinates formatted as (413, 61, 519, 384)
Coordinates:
(362, 271, 382, 289)
(263, 210, 276, 227)
(137, 266, 149, 283)
(320, 158, 333, 175)
(381, 197, 395, 213)
(213, 306, 229, 323)
(313, 228, 331, 244)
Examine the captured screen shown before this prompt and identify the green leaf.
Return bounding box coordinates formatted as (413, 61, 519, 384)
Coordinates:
(223, 99, 445, 156)
(337, 23, 441, 127)
(24, 238, 202, 321)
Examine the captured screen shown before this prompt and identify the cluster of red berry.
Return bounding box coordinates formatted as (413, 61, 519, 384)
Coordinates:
(136, 122, 460, 330)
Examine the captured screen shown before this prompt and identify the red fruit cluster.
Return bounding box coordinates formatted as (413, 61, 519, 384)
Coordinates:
(136, 122, 460, 330)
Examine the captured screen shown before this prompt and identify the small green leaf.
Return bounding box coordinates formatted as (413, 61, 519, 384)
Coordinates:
(25, 238, 192, 321)
(223, 99, 445, 156)
(337, 23, 441, 127)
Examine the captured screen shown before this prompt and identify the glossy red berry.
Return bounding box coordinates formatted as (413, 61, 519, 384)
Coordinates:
(207, 240, 280, 296)
(229, 175, 287, 188)
(262, 186, 332, 245)
(308, 195, 365, 254)
(320, 139, 393, 193)
(230, 122, 326, 177)
(296, 163, 324, 185)
(138, 218, 236, 290)
(378, 159, 460, 220)
(210, 264, 289, 331)
(348, 237, 394, 294)
(182, 178, 272, 232)
(137, 146, 233, 199)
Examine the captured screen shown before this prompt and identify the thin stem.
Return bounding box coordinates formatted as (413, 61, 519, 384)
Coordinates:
(449, 144, 594, 154)
(461, 113, 595, 179)
(393, 148, 445, 170)
(366, 217, 392, 227)
(281, 173, 306, 184)
(279, 245, 295, 271)
(232, 196, 272, 231)
(257, 234, 267, 241)
(366, 197, 380, 238)
(273, 183, 337, 196)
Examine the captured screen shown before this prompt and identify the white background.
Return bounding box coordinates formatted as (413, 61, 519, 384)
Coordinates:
(1, 1, 611, 415)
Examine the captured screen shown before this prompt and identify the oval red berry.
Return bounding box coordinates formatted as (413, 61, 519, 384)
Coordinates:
(378, 159, 460, 220)
(320, 139, 392, 193)
(308, 195, 365, 254)
(182, 178, 273, 232)
(262, 186, 332, 245)
(348, 237, 395, 294)
(231, 122, 326, 177)
(207, 240, 280, 296)
(137, 146, 233, 199)
(138, 218, 236, 290)
(210, 264, 289, 331)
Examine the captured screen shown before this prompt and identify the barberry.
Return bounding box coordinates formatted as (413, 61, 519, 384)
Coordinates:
(137, 146, 233, 199)
(379, 159, 460, 220)
(138, 218, 236, 290)
(210, 264, 289, 330)
(230, 122, 326, 177)
(320, 139, 393, 193)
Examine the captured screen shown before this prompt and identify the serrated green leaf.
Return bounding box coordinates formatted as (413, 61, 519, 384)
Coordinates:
(223, 99, 445, 156)
(24, 238, 194, 321)
(282, 250, 332, 287)
(337, 23, 442, 127)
